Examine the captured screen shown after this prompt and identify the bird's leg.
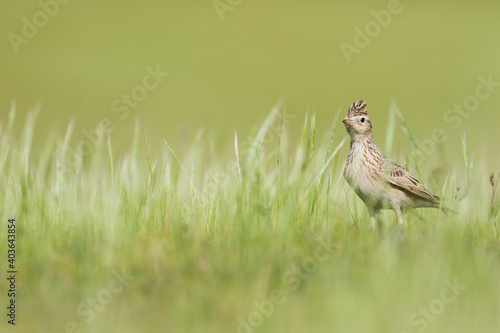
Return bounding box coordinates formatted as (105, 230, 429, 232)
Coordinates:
(391, 204, 405, 241)
(391, 203, 404, 226)
(370, 215, 377, 229)
(369, 209, 380, 229)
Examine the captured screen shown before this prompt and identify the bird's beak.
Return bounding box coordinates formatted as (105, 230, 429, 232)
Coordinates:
(342, 117, 351, 125)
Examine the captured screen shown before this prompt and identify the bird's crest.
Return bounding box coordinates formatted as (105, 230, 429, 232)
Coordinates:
(347, 100, 368, 116)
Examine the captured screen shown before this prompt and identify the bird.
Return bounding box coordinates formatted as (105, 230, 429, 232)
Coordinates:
(342, 100, 450, 228)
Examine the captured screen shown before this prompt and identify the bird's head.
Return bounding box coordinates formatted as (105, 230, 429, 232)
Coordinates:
(342, 100, 372, 138)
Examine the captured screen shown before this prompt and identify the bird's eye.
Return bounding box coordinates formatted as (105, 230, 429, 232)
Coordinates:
(360, 117, 365, 123)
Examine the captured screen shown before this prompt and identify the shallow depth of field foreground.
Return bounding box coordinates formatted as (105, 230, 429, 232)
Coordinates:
(1, 104, 500, 333)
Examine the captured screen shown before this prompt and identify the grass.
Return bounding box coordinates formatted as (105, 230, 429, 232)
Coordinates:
(1, 103, 500, 333)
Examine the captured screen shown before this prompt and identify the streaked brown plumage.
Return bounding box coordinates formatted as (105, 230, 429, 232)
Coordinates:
(342, 100, 448, 227)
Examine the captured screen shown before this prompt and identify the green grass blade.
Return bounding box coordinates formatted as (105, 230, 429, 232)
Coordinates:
(385, 100, 397, 157)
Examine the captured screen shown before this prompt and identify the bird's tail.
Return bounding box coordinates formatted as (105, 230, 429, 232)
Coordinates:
(433, 196, 457, 215)
(440, 204, 457, 215)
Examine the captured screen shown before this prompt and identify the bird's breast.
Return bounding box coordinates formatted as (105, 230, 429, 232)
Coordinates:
(344, 145, 386, 202)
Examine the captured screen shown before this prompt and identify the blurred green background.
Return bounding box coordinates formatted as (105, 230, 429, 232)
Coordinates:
(2, 0, 500, 157)
(2, 2, 500, 333)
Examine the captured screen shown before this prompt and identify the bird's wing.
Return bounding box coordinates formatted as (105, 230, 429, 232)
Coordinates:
(384, 160, 440, 204)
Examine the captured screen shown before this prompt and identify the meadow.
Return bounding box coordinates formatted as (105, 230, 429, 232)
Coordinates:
(3, 0, 500, 332)
(1, 101, 499, 333)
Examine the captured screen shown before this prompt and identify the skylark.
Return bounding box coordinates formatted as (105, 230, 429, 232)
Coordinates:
(343, 100, 449, 228)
